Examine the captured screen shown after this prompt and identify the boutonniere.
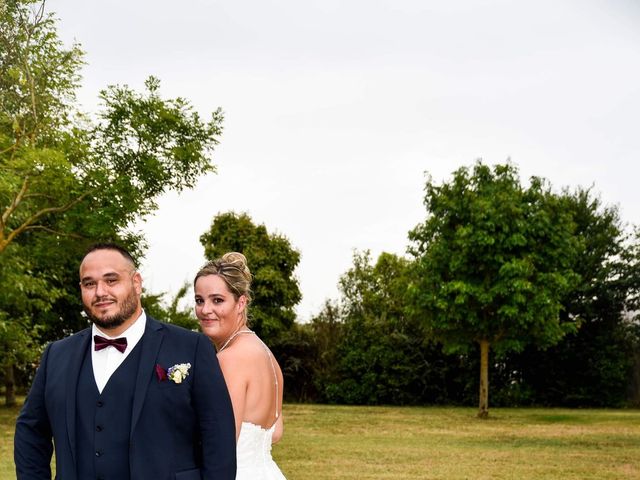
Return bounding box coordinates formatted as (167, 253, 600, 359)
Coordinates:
(168, 363, 191, 383)
(156, 362, 192, 384)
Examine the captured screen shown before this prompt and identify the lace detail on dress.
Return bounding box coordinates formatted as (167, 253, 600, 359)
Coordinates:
(236, 421, 286, 479)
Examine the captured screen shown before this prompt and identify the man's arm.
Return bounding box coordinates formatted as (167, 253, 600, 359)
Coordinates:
(14, 344, 54, 480)
(192, 333, 237, 479)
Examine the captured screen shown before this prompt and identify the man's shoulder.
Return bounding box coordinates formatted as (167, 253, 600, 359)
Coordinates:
(147, 317, 216, 359)
(39, 326, 91, 363)
(50, 326, 91, 347)
(147, 316, 203, 339)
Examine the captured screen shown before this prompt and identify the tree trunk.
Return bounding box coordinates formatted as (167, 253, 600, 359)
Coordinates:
(5, 363, 17, 407)
(478, 339, 490, 419)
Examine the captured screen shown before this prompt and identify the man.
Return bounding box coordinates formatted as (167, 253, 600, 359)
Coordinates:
(14, 243, 236, 479)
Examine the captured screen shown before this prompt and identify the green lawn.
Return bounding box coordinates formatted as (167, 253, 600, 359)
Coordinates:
(4, 402, 640, 479)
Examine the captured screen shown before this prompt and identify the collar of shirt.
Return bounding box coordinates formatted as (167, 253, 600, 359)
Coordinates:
(91, 311, 147, 393)
(91, 310, 147, 354)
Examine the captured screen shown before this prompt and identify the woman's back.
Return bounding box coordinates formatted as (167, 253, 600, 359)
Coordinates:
(244, 335, 283, 428)
(193, 253, 287, 478)
(218, 332, 284, 438)
(219, 332, 286, 479)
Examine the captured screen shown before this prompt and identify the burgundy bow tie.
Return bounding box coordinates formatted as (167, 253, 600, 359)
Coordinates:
(94, 335, 128, 353)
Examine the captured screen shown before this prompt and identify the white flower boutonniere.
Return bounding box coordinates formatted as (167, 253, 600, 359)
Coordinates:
(167, 362, 191, 384)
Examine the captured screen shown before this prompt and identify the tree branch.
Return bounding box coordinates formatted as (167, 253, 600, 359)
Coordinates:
(0, 191, 89, 255)
(0, 140, 20, 156)
(23, 225, 84, 239)
(2, 176, 30, 227)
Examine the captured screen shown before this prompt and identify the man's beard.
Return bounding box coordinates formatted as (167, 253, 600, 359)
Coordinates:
(85, 288, 139, 331)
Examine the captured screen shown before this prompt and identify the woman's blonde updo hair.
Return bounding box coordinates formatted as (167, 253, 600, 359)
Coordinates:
(194, 252, 253, 319)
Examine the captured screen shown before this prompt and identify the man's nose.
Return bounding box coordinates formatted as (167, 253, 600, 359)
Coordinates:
(95, 280, 108, 296)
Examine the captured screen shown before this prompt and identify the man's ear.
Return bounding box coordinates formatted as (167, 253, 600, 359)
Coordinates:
(133, 271, 143, 295)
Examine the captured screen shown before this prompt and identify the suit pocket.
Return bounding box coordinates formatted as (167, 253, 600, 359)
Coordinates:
(175, 467, 202, 480)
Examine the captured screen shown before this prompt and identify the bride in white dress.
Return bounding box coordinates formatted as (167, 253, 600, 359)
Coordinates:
(194, 252, 287, 480)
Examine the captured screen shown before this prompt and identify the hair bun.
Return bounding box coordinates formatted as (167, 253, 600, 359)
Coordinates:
(222, 252, 249, 273)
(221, 252, 253, 284)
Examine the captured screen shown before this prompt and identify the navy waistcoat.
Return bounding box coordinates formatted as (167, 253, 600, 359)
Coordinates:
(75, 338, 143, 480)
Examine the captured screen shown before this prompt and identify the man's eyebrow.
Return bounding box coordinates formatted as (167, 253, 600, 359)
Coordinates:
(80, 272, 121, 282)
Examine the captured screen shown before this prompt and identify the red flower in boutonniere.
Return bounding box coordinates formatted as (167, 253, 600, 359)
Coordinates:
(155, 364, 167, 382)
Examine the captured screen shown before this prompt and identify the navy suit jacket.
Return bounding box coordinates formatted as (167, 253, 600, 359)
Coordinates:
(14, 316, 237, 480)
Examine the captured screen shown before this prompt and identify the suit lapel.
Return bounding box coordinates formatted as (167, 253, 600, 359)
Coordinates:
(65, 329, 91, 466)
(130, 317, 164, 437)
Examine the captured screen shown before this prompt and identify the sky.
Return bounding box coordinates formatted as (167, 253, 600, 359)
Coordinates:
(51, 0, 640, 320)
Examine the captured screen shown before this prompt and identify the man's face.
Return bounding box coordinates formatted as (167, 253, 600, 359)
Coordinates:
(79, 249, 142, 332)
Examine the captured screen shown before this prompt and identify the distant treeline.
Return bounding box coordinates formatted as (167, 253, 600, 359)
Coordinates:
(273, 306, 640, 407)
(267, 164, 640, 409)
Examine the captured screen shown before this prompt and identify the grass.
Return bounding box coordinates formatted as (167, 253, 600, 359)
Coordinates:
(1, 403, 19, 479)
(3, 402, 640, 479)
(273, 404, 640, 479)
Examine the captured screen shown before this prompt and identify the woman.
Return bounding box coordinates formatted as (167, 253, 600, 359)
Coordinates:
(194, 252, 286, 480)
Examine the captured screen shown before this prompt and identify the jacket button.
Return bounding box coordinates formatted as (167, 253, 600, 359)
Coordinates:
(96, 400, 104, 407)
(95, 451, 101, 457)
(96, 425, 103, 432)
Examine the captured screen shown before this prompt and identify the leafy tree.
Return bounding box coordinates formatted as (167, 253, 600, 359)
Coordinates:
(625, 229, 640, 407)
(322, 251, 433, 404)
(141, 283, 198, 331)
(269, 320, 323, 402)
(271, 299, 346, 403)
(305, 300, 343, 400)
(507, 188, 640, 406)
(200, 212, 301, 340)
(408, 161, 580, 417)
(0, 0, 223, 404)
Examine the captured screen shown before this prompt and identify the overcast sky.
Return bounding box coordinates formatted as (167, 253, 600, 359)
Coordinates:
(52, 0, 640, 320)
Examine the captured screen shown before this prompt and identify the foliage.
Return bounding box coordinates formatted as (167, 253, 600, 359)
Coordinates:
(1, 0, 222, 254)
(0, 241, 59, 403)
(0, 0, 223, 400)
(322, 251, 423, 404)
(141, 283, 199, 331)
(505, 188, 640, 406)
(308, 251, 467, 405)
(199, 211, 301, 339)
(408, 161, 581, 416)
(270, 321, 322, 403)
(275, 169, 637, 409)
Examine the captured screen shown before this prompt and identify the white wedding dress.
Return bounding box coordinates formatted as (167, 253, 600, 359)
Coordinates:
(235, 336, 286, 479)
(236, 421, 286, 479)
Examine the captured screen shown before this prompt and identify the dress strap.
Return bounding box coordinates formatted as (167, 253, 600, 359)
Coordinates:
(257, 339, 280, 421)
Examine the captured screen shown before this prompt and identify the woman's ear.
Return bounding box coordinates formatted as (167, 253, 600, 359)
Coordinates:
(237, 295, 247, 313)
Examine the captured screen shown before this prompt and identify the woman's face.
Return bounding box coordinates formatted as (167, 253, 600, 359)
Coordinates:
(194, 274, 246, 345)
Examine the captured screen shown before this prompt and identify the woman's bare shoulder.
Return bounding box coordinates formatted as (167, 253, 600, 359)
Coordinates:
(217, 333, 263, 369)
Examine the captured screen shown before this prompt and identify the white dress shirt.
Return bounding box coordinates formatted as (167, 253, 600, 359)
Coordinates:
(91, 311, 146, 393)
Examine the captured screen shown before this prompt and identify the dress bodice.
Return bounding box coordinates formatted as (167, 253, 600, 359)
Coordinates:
(236, 421, 286, 479)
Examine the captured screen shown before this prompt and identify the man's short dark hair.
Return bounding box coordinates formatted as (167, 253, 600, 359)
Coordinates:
(84, 242, 137, 268)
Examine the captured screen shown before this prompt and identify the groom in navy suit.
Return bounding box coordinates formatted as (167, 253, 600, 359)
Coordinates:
(14, 243, 236, 479)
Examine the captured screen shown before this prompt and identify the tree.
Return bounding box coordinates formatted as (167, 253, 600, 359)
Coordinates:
(142, 283, 198, 331)
(0, 0, 223, 404)
(200, 212, 301, 340)
(506, 188, 640, 406)
(408, 161, 580, 417)
(323, 251, 427, 404)
(1, 0, 222, 252)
